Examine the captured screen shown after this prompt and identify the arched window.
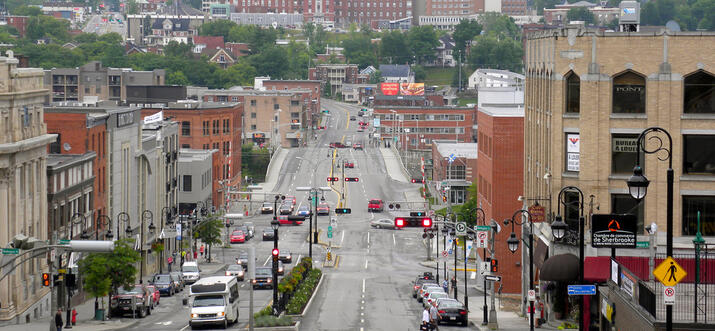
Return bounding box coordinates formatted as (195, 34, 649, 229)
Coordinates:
(684, 70, 715, 114)
(612, 71, 646, 114)
(565, 71, 580, 113)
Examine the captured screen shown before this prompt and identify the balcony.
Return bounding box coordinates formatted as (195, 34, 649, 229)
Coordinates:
(172, 178, 177, 188)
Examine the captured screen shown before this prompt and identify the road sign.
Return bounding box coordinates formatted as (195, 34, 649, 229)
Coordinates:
(663, 286, 675, 305)
(455, 222, 467, 236)
(476, 231, 488, 248)
(485, 275, 502, 282)
(327, 226, 333, 239)
(58, 269, 66, 274)
(568, 285, 597, 295)
(476, 225, 490, 231)
(480, 262, 490, 275)
(59, 239, 70, 245)
(441, 250, 449, 258)
(591, 214, 637, 248)
(636, 241, 650, 248)
(528, 289, 536, 301)
(1, 248, 18, 255)
(653, 256, 687, 287)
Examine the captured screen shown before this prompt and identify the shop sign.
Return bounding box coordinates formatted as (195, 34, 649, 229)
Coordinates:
(528, 204, 546, 223)
(592, 214, 637, 248)
(612, 137, 638, 153)
(566, 133, 580, 172)
(620, 271, 635, 298)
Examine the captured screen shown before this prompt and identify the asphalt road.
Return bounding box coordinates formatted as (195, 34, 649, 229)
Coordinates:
(114, 99, 477, 330)
(82, 13, 126, 39)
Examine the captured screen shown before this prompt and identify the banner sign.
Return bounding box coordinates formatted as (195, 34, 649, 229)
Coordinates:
(143, 111, 163, 124)
(399, 83, 425, 96)
(566, 133, 580, 172)
(381, 83, 399, 96)
(592, 214, 637, 248)
(528, 204, 546, 223)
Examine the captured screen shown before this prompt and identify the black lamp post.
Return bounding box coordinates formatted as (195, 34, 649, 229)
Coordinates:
(139, 210, 156, 284)
(117, 212, 131, 240)
(194, 201, 206, 255)
(66, 213, 90, 329)
(551, 186, 585, 331)
(160, 206, 174, 273)
(473, 207, 488, 325)
(94, 214, 113, 316)
(626, 126, 673, 331)
(504, 209, 534, 331)
(271, 218, 280, 315)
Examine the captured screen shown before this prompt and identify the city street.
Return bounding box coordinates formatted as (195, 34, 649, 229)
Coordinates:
(82, 13, 126, 39)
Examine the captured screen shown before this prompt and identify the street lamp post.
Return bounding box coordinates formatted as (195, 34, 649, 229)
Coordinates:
(194, 201, 206, 257)
(473, 207, 488, 325)
(626, 126, 673, 331)
(504, 209, 535, 331)
(271, 218, 280, 315)
(139, 210, 156, 284)
(550, 186, 585, 331)
(116, 212, 131, 240)
(66, 213, 90, 329)
(160, 206, 174, 274)
(94, 214, 113, 316)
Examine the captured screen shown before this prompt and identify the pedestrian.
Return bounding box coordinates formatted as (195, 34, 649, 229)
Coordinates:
(536, 296, 544, 328)
(167, 255, 174, 272)
(200, 244, 205, 258)
(421, 306, 431, 331)
(442, 279, 449, 293)
(429, 301, 441, 330)
(55, 309, 63, 331)
(181, 250, 186, 264)
(71, 308, 77, 326)
(450, 276, 457, 295)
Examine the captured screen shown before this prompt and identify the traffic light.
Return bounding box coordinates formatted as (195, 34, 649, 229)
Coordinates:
(395, 218, 406, 228)
(42, 273, 51, 287)
(344, 177, 359, 182)
(326, 177, 339, 182)
(410, 211, 426, 217)
(335, 208, 351, 214)
(272, 248, 279, 258)
(422, 218, 433, 228)
(394, 217, 432, 228)
(490, 259, 498, 273)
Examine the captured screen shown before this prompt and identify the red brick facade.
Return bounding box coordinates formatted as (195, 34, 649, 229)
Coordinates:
(5, 16, 28, 37)
(476, 109, 524, 294)
(142, 104, 243, 209)
(44, 112, 108, 227)
(374, 106, 477, 150)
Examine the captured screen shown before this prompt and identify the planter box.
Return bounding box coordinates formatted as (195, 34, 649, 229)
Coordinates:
(285, 273, 324, 318)
(254, 321, 300, 330)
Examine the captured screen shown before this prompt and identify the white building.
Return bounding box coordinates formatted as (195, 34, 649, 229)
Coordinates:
(470, 69, 524, 108)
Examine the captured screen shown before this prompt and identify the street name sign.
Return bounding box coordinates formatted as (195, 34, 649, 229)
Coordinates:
(653, 256, 687, 287)
(1, 248, 18, 255)
(59, 239, 70, 245)
(455, 222, 467, 236)
(568, 285, 596, 295)
(485, 275, 502, 282)
(591, 214, 637, 248)
(476, 225, 490, 231)
(636, 241, 650, 248)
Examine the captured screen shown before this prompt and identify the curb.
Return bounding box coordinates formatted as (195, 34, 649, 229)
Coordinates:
(285, 273, 325, 318)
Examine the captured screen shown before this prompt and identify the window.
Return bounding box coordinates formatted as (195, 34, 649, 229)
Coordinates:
(223, 141, 230, 156)
(203, 121, 209, 136)
(251, 112, 257, 118)
(611, 194, 644, 234)
(213, 120, 219, 135)
(49, 134, 61, 154)
(213, 142, 219, 150)
(563, 191, 580, 231)
(181, 144, 190, 148)
(291, 100, 300, 106)
(181, 121, 191, 136)
(565, 133, 580, 172)
(565, 72, 580, 113)
(274, 104, 280, 110)
(182, 175, 192, 192)
(291, 112, 300, 118)
(683, 195, 715, 236)
(611, 134, 643, 174)
(612, 71, 646, 113)
(250, 100, 256, 106)
(683, 71, 715, 114)
(223, 119, 230, 134)
(203, 144, 209, 150)
(684, 135, 715, 175)
(250, 124, 257, 130)
(448, 165, 465, 180)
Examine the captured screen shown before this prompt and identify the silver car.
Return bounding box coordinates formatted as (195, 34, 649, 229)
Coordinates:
(370, 218, 399, 229)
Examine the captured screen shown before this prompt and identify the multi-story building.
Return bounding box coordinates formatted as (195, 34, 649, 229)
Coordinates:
(2, 16, 28, 37)
(475, 104, 524, 294)
(147, 17, 197, 46)
(262, 79, 322, 129)
(524, 26, 715, 327)
(45, 110, 109, 226)
(374, 106, 477, 150)
(44, 61, 165, 104)
(468, 68, 525, 92)
(233, 0, 333, 23)
(126, 15, 207, 46)
(501, 0, 527, 15)
(229, 12, 304, 28)
(431, 141, 478, 204)
(379, 64, 414, 83)
(424, 0, 484, 16)
(333, 0, 411, 27)
(142, 102, 243, 209)
(309, 64, 367, 96)
(0, 53, 56, 325)
(178, 149, 215, 213)
(543, 1, 619, 26)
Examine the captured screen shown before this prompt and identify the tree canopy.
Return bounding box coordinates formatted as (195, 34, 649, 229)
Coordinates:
(452, 19, 483, 61)
(467, 35, 524, 73)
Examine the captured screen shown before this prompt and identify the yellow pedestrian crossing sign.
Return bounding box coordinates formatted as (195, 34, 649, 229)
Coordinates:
(653, 256, 687, 287)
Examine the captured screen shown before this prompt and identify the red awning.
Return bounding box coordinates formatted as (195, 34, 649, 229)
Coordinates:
(583, 256, 611, 283)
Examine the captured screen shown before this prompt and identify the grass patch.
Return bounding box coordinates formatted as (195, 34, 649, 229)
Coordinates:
(423, 67, 454, 87)
(457, 97, 478, 106)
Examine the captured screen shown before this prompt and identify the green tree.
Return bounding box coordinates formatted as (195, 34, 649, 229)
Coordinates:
(225, 62, 257, 87)
(12, 5, 42, 16)
(567, 7, 596, 24)
(534, 0, 562, 14)
(413, 65, 426, 82)
(467, 35, 523, 73)
(106, 238, 142, 293)
(479, 13, 520, 40)
(199, 20, 238, 39)
(127, 0, 139, 14)
(407, 25, 440, 64)
(194, 215, 223, 262)
(79, 253, 112, 316)
(452, 18, 482, 61)
(249, 46, 289, 78)
(26, 15, 71, 43)
(368, 70, 381, 84)
(342, 33, 377, 68)
(164, 40, 193, 58)
(380, 30, 409, 64)
(167, 71, 190, 85)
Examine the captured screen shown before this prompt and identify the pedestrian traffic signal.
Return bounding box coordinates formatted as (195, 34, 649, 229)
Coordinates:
(344, 177, 359, 182)
(410, 211, 426, 217)
(335, 208, 351, 214)
(42, 273, 51, 287)
(490, 259, 498, 273)
(272, 248, 279, 257)
(326, 177, 339, 182)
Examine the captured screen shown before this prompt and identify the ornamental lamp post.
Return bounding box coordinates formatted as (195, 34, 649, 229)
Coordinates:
(66, 213, 90, 329)
(139, 210, 156, 284)
(504, 209, 535, 331)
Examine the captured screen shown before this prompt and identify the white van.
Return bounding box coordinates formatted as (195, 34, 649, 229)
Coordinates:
(189, 276, 240, 329)
(182, 261, 200, 284)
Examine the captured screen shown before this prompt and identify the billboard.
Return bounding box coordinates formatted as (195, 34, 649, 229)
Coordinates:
(400, 83, 425, 96)
(381, 83, 399, 96)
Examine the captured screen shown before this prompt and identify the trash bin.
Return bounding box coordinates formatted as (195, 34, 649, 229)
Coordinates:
(95, 308, 105, 321)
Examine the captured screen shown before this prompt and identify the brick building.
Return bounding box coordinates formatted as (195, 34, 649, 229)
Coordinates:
(374, 105, 477, 150)
(2, 16, 28, 37)
(263, 79, 322, 123)
(142, 102, 243, 209)
(501, 0, 527, 15)
(44, 111, 109, 224)
(233, 0, 335, 23)
(431, 141, 478, 204)
(475, 106, 524, 294)
(333, 0, 411, 27)
(424, 0, 484, 15)
(309, 64, 367, 96)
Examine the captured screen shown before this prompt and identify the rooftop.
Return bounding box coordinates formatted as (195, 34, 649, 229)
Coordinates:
(479, 105, 525, 117)
(379, 64, 411, 78)
(47, 152, 97, 170)
(178, 148, 216, 162)
(434, 142, 478, 159)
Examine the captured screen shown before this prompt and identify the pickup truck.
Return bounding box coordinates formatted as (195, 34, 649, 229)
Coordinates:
(368, 199, 384, 212)
(110, 284, 153, 317)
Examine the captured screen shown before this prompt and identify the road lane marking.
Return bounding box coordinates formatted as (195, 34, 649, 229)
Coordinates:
(263, 256, 270, 266)
(364, 259, 368, 269)
(340, 230, 345, 246)
(367, 232, 370, 245)
(393, 233, 396, 246)
(297, 254, 302, 263)
(180, 324, 190, 331)
(362, 278, 365, 292)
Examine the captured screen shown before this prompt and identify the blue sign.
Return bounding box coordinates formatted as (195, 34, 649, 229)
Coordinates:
(567, 285, 596, 295)
(448, 154, 456, 164)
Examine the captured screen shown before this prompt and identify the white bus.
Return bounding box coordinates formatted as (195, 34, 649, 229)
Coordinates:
(189, 276, 239, 329)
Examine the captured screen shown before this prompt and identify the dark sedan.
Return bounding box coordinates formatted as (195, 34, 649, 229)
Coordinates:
(262, 228, 275, 241)
(278, 250, 292, 263)
(151, 274, 177, 296)
(279, 203, 293, 215)
(437, 299, 468, 326)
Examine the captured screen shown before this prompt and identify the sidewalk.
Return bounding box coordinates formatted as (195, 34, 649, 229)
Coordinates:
(379, 147, 409, 183)
(255, 147, 288, 194)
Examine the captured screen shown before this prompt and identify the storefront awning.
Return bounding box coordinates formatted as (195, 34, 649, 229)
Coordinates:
(540, 253, 579, 282)
(584, 256, 611, 283)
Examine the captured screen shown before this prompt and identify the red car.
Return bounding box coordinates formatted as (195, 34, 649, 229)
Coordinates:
(230, 230, 246, 243)
(330, 142, 346, 148)
(344, 161, 355, 168)
(368, 199, 384, 212)
(317, 203, 330, 215)
(285, 196, 297, 205)
(358, 121, 367, 126)
(145, 285, 160, 307)
(278, 215, 303, 225)
(353, 143, 363, 150)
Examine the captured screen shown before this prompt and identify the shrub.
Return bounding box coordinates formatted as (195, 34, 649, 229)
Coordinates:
(254, 305, 273, 319)
(285, 268, 322, 315)
(254, 315, 293, 327)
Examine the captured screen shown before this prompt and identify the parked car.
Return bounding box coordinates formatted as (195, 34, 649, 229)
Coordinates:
(169, 272, 185, 291)
(437, 299, 468, 326)
(370, 218, 400, 229)
(244, 222, 255, 238)
(344, 161, 355, 168)
(424, 291, 449, 309)
(238, 225, 253, 239)
(151, 274, 177, 296)
(353, 143, 363, 150)
(278, 250, 292, 263)
(418, 283, 441, 303)
(252, 267, 274, 289)
(279, 203, 293, 215)
(229, 230, 246, 243)
(317, 203, 330, 215)
(413, 277, 434, 298)
(262, 228, 275, 241)
(296, 205, 310, 216)
(261, 202, 274, 214)
(225, 264, 245, 281)
(368, 199, 384, 212)
(146, 285, 161, 307)
(110, 284, 152, 317)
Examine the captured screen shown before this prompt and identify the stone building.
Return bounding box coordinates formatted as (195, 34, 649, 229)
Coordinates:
(0, 52, 56, 325)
